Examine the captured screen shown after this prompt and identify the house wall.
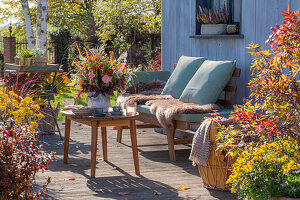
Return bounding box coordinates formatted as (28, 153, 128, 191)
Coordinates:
(161, 0, 300, 104)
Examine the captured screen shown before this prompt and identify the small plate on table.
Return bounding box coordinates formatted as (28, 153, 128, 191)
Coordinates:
(110, 111, 123, 116)
(72, 108, 94, 116)
(93, 113, 107, 117)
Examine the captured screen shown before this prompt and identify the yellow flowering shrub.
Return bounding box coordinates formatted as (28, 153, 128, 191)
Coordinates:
(228, 139, 300, 199)
(0, 90, 54, 199)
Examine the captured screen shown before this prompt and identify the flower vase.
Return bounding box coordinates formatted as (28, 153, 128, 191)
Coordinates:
(88, 92, 110, 109)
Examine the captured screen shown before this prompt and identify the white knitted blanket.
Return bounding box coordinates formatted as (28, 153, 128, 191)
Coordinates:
(189, 119, 213, 166)
(189, 117, 231, 166)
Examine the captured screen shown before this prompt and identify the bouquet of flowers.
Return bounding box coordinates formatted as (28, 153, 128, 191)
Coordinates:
(72, 47, 134, 98)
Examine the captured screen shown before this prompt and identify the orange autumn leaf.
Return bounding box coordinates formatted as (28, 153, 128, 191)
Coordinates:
(118, 192, 130, 196)
(69, 177, 76, 180)
(79, 79, 84, 86)
(176, 185, 191, 191)
(96, 154, 101, 157)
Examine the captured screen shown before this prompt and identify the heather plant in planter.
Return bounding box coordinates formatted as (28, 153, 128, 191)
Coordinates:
(216, 7, 300, 199)
(197, 5, 229, 35)
(0, 90, 55, 199)
(197, 5, 229, 24)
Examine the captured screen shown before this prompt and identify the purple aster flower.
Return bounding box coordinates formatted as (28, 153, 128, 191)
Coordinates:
(281, 184, 286, 189)
(291, 187, 296, 192)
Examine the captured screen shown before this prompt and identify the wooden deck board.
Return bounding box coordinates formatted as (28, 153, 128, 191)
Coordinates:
(35, 122, 237, 200)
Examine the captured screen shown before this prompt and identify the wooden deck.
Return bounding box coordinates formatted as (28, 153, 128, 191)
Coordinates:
(35, 121, 237, 200)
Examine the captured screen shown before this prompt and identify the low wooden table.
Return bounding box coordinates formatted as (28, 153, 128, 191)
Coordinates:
(61, 111, 140, 178)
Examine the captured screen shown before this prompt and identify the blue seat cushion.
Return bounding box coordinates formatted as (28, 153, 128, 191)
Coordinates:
(137, 105, 233, 123)
(131, 71, 171, 83)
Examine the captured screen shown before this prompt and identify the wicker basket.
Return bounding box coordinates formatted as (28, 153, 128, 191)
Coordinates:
(197, 121, 237, 190)
(31, 57, 48, 67)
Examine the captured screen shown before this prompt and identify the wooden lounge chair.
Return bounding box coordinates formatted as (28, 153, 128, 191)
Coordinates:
(117, 57, 241, 161)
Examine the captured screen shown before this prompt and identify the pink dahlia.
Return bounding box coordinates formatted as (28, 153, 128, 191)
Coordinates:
(88, 72, 95, 79)
(102, 75, 112, 83)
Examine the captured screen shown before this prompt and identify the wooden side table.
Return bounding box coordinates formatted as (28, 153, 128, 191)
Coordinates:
(61, 111, 140, 178)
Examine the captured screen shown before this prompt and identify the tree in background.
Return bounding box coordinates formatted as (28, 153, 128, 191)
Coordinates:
(0, 0, 47, 53)
(1, 0, 94, 43)
(93, 0, 161, 68)
(48, 0, 97, 37)
(0, 0, 162, 69)
(21, 0, 47, 53)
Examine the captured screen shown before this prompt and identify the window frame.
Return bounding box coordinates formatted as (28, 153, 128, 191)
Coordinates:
(195, 0, 242, 36)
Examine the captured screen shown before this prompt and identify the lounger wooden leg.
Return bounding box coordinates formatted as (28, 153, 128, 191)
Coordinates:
(116, 126, 123, 143)
(130, 119, 140, 175)
(166, 126, 176, 161)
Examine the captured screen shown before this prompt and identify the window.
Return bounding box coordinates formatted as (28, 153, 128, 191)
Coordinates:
(195, 0, 241, 35)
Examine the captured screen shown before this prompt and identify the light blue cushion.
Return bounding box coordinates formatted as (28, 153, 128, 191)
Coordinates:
(131, 71, 171, 83)
(179, 60, 236, 105)
(161, 56, 207, 98)
(137, 105, 233, 123)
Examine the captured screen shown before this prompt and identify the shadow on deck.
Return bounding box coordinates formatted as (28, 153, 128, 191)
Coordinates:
(35, 122, 237, 200)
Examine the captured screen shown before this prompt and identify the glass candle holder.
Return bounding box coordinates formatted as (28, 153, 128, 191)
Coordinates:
(126, 102, 137, 116)
(64, 98, 75, 107)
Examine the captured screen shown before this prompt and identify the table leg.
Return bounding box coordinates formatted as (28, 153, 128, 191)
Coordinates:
(91, 121, 98, 178)
(130, 119, 140, 175)
(116, 126, 123, 143)
(63, 117, 71, 163)
(101, 127, 108, 161)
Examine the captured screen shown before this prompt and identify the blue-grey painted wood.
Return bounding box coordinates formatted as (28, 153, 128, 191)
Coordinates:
(161, 0, 300, 104)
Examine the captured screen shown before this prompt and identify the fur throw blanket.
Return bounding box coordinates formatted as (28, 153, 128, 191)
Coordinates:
(119, 94, 173, 109)
(146, 98, 219, 128)
(120, 94, 219, 128)
(125, 80, 166, 95)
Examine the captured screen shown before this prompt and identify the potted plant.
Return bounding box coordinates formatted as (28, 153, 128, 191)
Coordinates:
(72, 46, 135, 109)
(16, 49, 34, 65)
(31, 48, 48, 67)
(197, 5, 229, 35)
(216, 7, 300, 199)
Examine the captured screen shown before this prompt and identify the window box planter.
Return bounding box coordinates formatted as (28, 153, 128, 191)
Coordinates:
(201, 24, 227, 35)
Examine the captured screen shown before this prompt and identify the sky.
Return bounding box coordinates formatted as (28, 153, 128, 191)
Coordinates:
(0, 1, 18, 27)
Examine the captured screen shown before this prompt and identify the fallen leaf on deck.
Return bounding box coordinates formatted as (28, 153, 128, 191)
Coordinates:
(176, 185, 191, 191)
(78, 124, 82, 126)
(69, 177, 76, 180)
(154, 190, 162, 196)
(96, 154, 101, 156)
(118, 192, 130, 196)
(121, 177, 131, 181)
